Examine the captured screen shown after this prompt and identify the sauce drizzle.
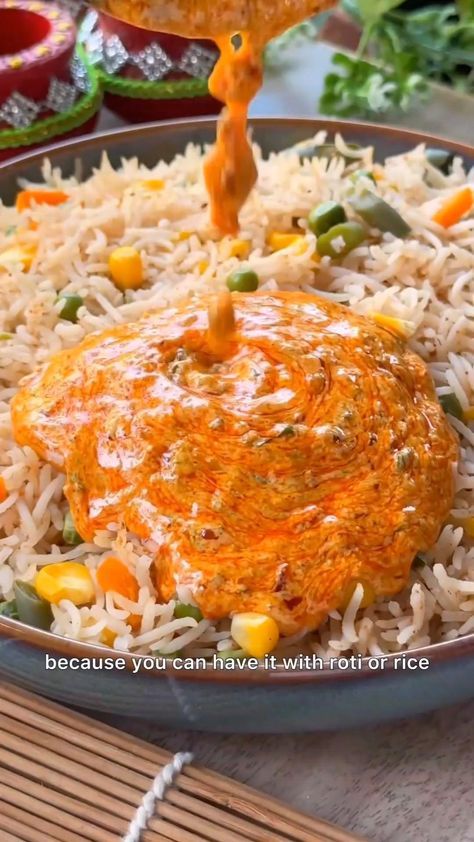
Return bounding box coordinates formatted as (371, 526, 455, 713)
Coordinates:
(12, 292, 458, 634)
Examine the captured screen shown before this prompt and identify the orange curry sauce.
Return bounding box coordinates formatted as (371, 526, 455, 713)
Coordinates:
(93, 0, 334, 232)
(12, 292, 457, 634)
(203, 33, 262, 233)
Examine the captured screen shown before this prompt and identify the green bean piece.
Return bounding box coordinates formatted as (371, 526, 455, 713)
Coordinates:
(63, 509, 83, 545)
(13, 581, 53, 630)
(56, 293, 84, 323)
(350, 190, 411, 237)
(425, 148, 455, 175)
(174, 602, 203, 622)
(350, 169, 376, 184)
(307, 201, 347, 237)
(0, 600, 19, 619)
(317, 222, 366, 259)
(226, 268, 259, 293)
(439, 392, 464, 421)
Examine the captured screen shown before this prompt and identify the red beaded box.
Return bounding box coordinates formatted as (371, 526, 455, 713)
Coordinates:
(81, 10, 222, 122)
(0, 0, 101, 160)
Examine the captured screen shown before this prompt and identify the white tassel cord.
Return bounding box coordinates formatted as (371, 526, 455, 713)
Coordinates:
(123, 750, 194, 842)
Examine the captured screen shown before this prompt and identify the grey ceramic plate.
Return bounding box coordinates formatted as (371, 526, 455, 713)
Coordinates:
(1, 118, 473, 732)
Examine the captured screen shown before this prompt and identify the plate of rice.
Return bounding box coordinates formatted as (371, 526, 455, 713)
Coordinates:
(0, 118, 473, 731)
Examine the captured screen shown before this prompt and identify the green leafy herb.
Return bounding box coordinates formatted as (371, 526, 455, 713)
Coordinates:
(321, 2, 474, 119)
(457, 0, 474, 22)
(356, 0, 406, 25)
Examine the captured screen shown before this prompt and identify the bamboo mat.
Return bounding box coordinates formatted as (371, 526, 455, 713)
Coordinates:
(0, 681, 367, 842)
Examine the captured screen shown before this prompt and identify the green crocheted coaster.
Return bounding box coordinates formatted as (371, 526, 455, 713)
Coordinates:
(98, 68, 209, 100)
(0, 46, 102, 151)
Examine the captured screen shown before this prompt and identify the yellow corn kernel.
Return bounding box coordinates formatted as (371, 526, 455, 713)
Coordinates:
(0, 244, 36, 272)
(198, 260, 209, 274)
(109, 246, 144, 291)
(371, 313, 415, 340)
(101, 627, 117, 647)
(177, 230, 192, 241)
(464, 407, 474, 422)
(267, 232, 306, 254)
(452, 517, 474, 538)
(339, 580, 375, 613)
(312, 251, 321, 265)
(35, 562, 95, 606)
(138, 179, 164, 191)
(229, 239, 251, 259)
(230, 612, 280, 658)
(372, 166, 384, 182)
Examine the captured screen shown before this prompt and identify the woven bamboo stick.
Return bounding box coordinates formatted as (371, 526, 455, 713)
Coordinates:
(0, 681, 367, 842)
(2, 830, 23, 842)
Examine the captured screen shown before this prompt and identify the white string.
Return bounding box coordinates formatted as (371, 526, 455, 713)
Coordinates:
(123, 751, 193, 842)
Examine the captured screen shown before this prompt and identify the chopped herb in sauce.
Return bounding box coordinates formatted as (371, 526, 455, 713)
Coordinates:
(396, 447, 414, 471)
(277, 425, 296, 438)
(209, 417, 224, 430)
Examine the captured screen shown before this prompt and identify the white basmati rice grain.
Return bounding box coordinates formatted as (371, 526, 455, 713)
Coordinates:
(0, 135, 473, 660)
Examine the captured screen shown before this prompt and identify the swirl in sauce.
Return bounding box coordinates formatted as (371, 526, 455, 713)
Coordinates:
(12, 292, 458, 634)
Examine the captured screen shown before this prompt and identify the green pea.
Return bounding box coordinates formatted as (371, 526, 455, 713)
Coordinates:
(63, 509, 83, 546)
(350, 169, 376, 184)
(317, 222, 366, 259)
(56, 293, 84, 323)
(13, 581, 53, 630)
(174, 602, 203, 622)
(226, 268, 259, 293)
(425, 148, 455, 175)
(350, 191, 411, 238)
(0, 599, 19, 619)
(308, 201, 347, 237)
(439, 392, 464, 421)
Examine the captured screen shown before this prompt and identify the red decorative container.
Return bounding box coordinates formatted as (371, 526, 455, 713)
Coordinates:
(83, 10, 222, 122)
(0, 0, 101, 160)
